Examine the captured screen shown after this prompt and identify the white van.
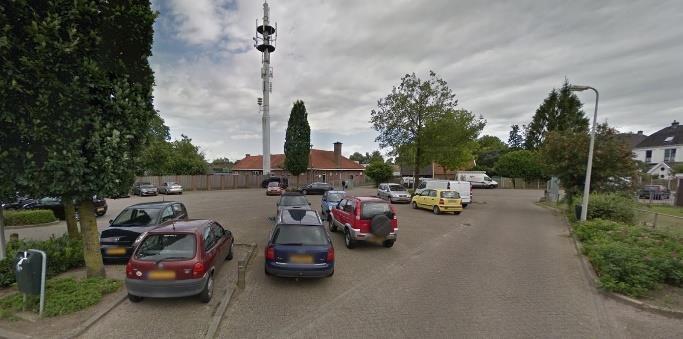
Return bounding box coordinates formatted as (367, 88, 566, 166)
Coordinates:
(456, 171, 498, 188)
(415, 179, 472, 207)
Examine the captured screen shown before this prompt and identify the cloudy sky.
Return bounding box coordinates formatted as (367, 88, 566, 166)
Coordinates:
(150, 0, 683, 161)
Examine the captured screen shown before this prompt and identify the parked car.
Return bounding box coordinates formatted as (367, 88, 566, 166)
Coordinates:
(415, 179, 471, 207)
(125, 219, 234, 303)
(328, 196, 398, 249)
(276, 192, 311, 217)
(100, 201, 188, 261)
(262, 176, 288, 189)
(320, 190, 345, 221)
(411, 189, 463, 215)
(1, 193, 35, 210)
(132, 182, 158, 196)
(299, 182, 333, 195)
(456, 171, 498, 188)
(377, 183, 411, 203)
(638, 185, 671, 200)
(22, 196, 108, 219)
(266, 181, 284, 196)
(159, 182, 183, 195)
(265, 208, 334, 278)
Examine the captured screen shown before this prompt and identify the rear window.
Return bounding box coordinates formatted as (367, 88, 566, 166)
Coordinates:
(440, 191, 460, 199)
(135, 234, 196, 261)
(112, 207, 161, 226)
(280, 195, 308, 206)
(268, 182, 280, 187)
(361, 202, 392, 219)
(326, 193, 343, 202)
(273, 225, 328, 246)
(388, 184, 406, 192)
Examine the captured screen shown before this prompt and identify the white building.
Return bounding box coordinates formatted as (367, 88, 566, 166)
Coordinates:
(632, 120, 682, 180)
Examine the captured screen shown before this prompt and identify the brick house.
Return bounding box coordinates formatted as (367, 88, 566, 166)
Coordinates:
(232, 142, 365, 186)
(632, 120, 682, 180)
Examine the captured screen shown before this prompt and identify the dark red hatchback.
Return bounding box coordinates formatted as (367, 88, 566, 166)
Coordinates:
(125, 219, 234, 303)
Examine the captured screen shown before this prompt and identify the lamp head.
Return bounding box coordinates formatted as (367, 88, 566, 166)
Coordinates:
(568, 85, 591, 92)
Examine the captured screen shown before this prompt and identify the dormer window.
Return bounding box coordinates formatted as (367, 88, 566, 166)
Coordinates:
(664, 136, 674, 142)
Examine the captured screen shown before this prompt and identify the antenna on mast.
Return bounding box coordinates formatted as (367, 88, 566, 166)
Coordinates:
(254, 1, 277, 176)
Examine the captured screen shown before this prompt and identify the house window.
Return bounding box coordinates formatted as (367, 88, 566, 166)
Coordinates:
(645, 150, 652, 163)
(664, 148, 676, 162)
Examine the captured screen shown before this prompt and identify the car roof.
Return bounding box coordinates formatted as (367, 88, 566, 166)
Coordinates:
(149, 219, 211, 234)
(349, 196, 386, 202)
(281, 192, 304, 196)
(326, 190, 345, 194)
(127, 201, 180, 209)
(277, 209, 322, 226)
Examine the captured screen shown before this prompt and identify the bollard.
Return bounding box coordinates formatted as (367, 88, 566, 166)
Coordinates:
(237, 260, 246, 289)
(653, 213, 658, 229)
(10, 233, 19, 242)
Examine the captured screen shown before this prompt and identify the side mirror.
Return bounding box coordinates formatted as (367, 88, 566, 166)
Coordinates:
(108, 219, 113, 224)
(308, 202, 312, 205)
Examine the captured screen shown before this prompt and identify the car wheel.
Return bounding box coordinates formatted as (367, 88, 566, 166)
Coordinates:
(411, 201, 417, 209)
(433, 206, 440, 215)
(302, 189, 307, 195)
(383, 240, 395, 248)
(454, 211, 461, 215)
(462, 204, 468, 208)
(226, 243, 234, 261)
(344, 229, 356, 249)
(328, 218, 337, 232)
(128, 293, 143, 303)
(199, 273, 214, 303)
(265, 266, 272, 276)
(327, 269, 334, 278)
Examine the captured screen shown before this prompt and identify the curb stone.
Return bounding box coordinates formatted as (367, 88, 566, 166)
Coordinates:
(203, 242, 258, 339)
(538, 202, 683, 319)
(62, 290, 127, 339)
(5, 220, 61, 230)
(0, 327, 32, 339)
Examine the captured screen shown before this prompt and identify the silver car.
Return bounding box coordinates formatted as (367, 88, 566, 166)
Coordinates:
(377, 183, 411, 203)
(159, 182, 183, 195)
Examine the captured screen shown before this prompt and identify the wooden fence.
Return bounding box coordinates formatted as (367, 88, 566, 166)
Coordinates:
(135, 173, 368, 191)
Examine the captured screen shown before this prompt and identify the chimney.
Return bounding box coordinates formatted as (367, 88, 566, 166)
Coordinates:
(672, 120, 680, 128)
(637, 131, 643, 135)
(245, 154, 251, 157)
(333, 142, 342, 168)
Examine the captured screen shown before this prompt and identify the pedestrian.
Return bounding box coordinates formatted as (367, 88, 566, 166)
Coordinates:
(341, 180, 346, 190)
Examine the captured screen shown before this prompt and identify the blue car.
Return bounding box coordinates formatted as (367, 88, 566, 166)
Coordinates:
(320, 190, 345, 221)
(265, 208, 334, 278)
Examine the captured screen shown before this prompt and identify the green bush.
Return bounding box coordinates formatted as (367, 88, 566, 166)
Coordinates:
(4, 209, 57, 226)
(0, 235, 84, 288)
(576, 219, 683, 296)
(585, 193, 636, 224)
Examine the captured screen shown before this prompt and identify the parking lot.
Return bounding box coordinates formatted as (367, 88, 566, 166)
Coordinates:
(7, 187, 683, 338)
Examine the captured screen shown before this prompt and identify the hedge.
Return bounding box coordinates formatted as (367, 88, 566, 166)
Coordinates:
(3, 209, 57, 226)
(585, 193, 636, 224)
(0, 235, 84, 288)
(575, 219, 683, 296)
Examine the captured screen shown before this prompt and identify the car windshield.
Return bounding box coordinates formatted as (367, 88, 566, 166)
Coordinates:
(134, 234, 196, 261)
(167, 182, 179, 186)
(388, 184, 406, 192)
(141, 185, 155, 188)
(280, 195, 308, 206)
(361, 202, 392, 219)
(441, 191, 460, 199)
(326, 193, 343, 202)
(273, 225, 328, 246)
(112, 207, 161, 226)
(268, 182, 280, 187)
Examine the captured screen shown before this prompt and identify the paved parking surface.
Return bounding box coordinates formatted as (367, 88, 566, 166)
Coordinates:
(7, 188, 682, 338)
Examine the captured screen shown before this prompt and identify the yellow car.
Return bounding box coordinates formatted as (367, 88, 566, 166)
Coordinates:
(411, 189, 463, 215)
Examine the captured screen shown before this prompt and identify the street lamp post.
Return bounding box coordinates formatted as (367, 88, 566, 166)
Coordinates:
(569, 85, 599, 222)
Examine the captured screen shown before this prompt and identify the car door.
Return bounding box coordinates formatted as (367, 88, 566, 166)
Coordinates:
(210, 222, 229, 262)
(203, 225, 219, 270)
(172, 203, 187, 220)
(159, 206, 175, 224)
(335, 199, 349, 226)
(378, 184, 386, 199)
(429, 190, 438, 207)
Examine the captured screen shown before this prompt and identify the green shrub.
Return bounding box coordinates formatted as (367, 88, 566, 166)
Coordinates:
(585, 193, 636, 224)
(0, 235, 84, 288)
(4, 209, 57, 226)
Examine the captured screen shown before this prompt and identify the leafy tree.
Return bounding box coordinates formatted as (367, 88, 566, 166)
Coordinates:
(422, 110, 486, 174)
(349, 152, 365, 163)
(673, 163, 683, 174)
(368, 151, 384, 164)
(284, 100, 311, 185)
(541, 124, 637, 199)
(508, 124, 524, 150)
(0, 0, 157, 277)
(364, 161, 394, 187)
(494, 150, 544, 188)
(474, 135, 508, 175)
(524, 80, 589, 149)
(371, 71, 457, 186)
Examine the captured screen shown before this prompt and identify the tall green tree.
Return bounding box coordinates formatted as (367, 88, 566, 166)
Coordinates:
(371, 71, 458, 186)
(364, 161, 393, 187)
(349, 152, 365, 164)
(494, 150, 544, 188)
(423, 109, 486, 175)
(284, 100, 311, 185)
(167, 135, 209, 175)
(368, 151, 385, 164)
(541, 124, 637, 198)
(474, 135, 508, 175)
(0, 0, 157, 277)
(524, 80, 589, 149)
(508, 124, 524, 150)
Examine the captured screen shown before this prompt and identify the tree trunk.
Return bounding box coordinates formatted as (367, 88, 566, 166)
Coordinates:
(0, 205, 6, 260)
(413, 143, 421, 193)
(79, 199, 105, 278)
(63, 199, 80, 239)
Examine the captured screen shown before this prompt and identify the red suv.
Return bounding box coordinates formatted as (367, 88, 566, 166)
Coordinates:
(125, 219, 234, 303)
(328, 196, 398, 248)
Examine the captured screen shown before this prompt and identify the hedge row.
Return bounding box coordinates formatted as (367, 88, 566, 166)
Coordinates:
(575, 219, 683, 297)
(0, 235, 84, 288)
(3, 209, 57, 226)
(585, 193, 636, 224)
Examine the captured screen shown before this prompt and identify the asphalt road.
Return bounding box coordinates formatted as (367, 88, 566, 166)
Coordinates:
(6, 188, 682, 338)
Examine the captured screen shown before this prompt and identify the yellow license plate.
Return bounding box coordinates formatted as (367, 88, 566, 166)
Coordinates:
(106, 247, 126, 255)
(289, 254, 313, 264)
(148, 270, 176, 280)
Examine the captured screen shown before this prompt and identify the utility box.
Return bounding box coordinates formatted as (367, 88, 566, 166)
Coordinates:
(15, 251, 44, 295)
